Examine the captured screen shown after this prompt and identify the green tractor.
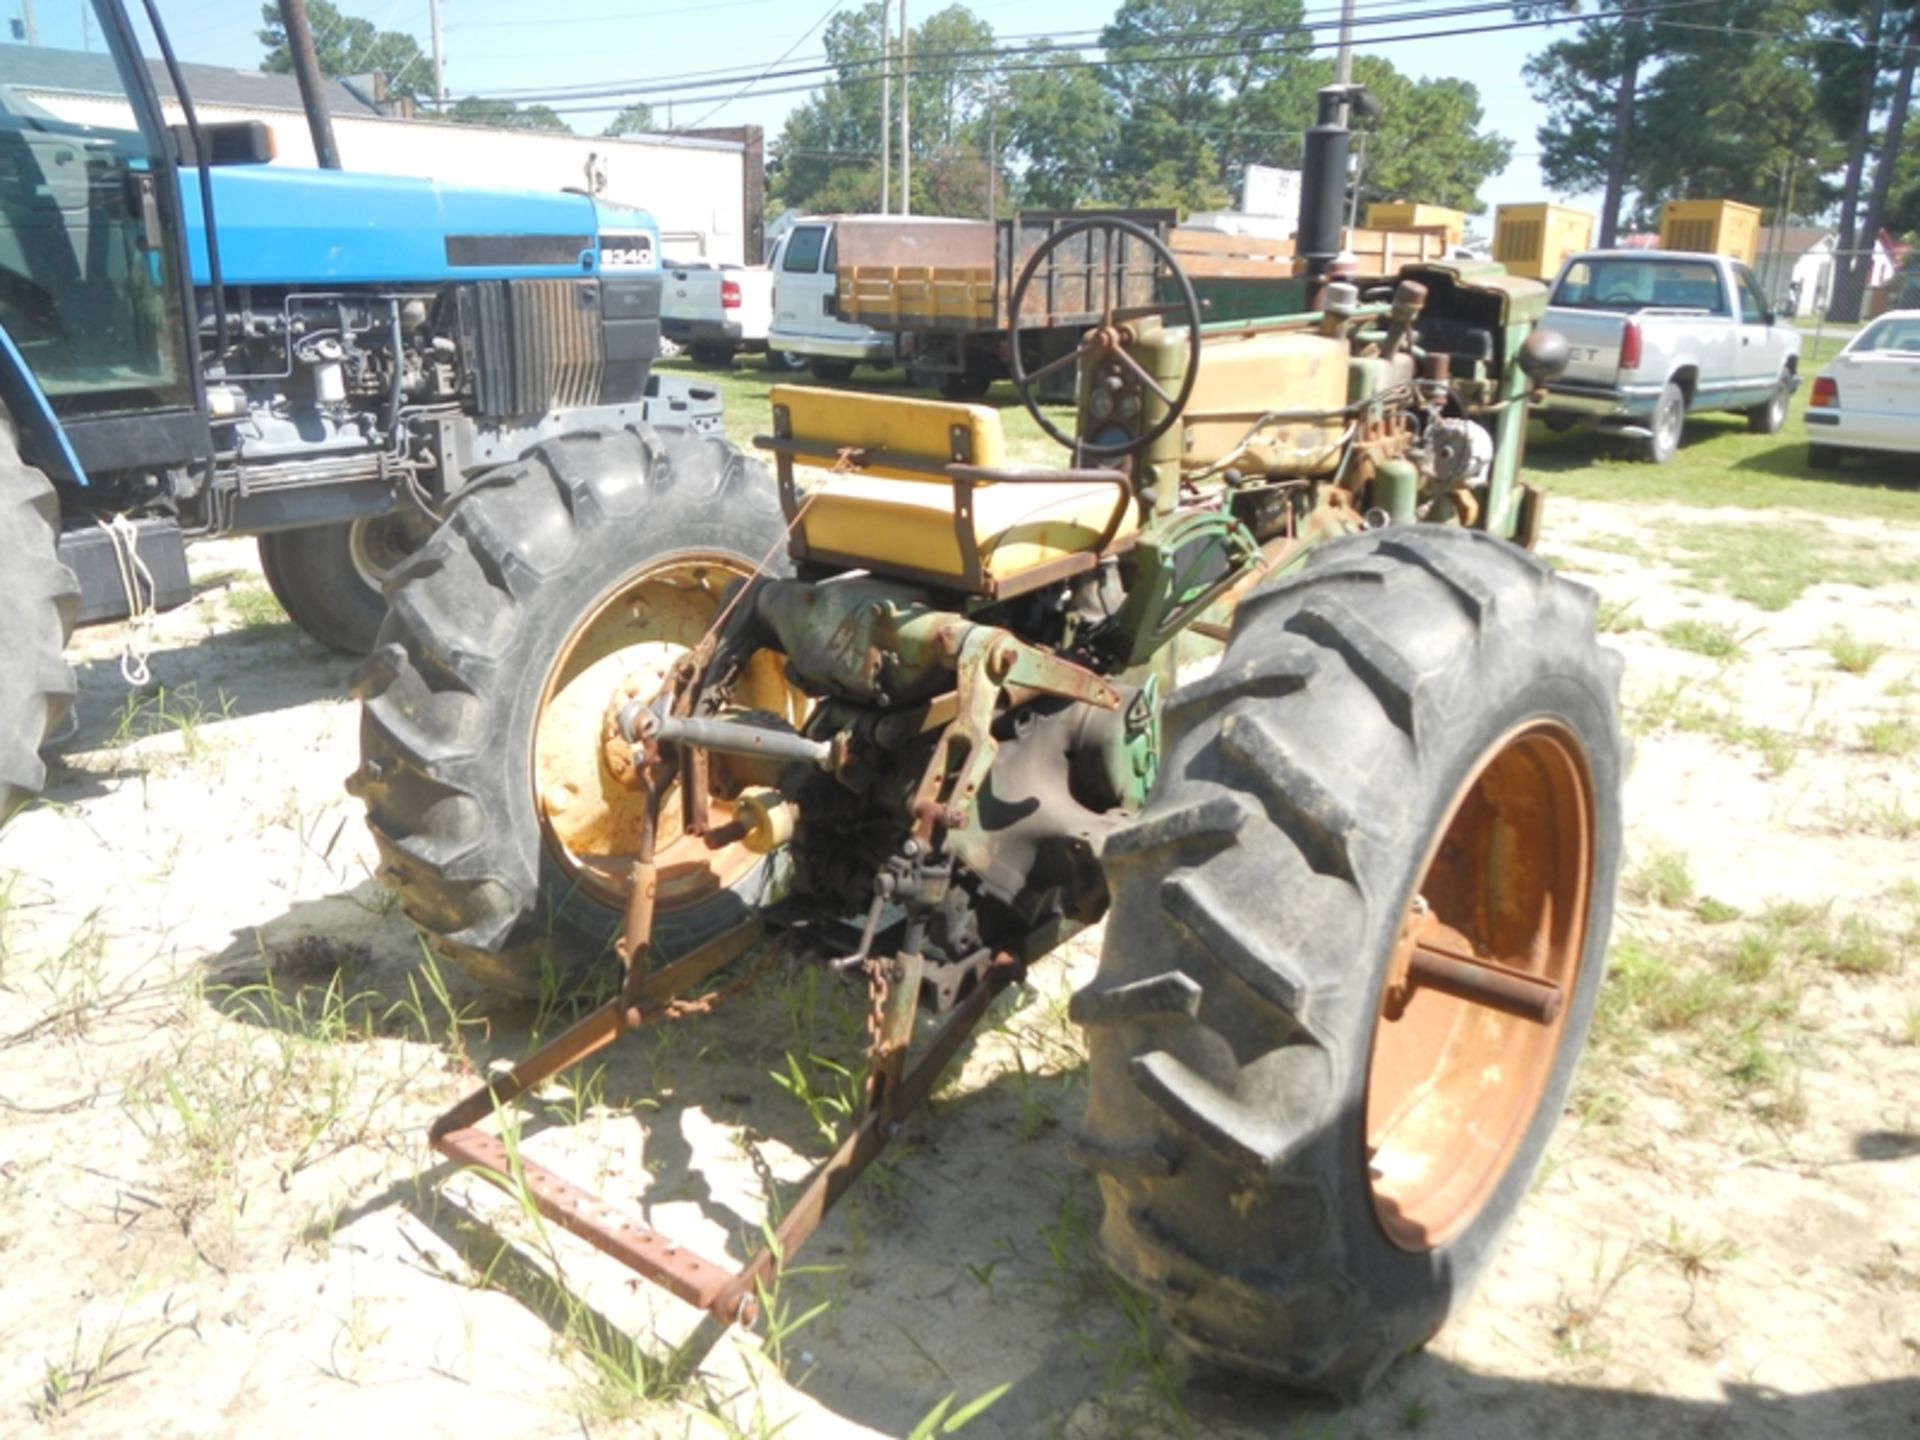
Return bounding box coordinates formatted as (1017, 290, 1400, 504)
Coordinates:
(355, 88, 1620, 1395)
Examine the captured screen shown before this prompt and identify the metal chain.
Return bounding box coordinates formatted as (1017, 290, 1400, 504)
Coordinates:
(863, 952, 891, 1063)
(646, 939, 786, 1024)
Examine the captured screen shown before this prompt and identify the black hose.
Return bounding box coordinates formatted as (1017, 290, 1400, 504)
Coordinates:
(138, 0, 227, 363)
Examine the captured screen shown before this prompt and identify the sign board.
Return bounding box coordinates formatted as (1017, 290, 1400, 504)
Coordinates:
(1242, 165, 1302, 224)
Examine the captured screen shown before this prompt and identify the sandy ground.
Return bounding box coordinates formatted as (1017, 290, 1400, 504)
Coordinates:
(1, 505, 1917, 1439)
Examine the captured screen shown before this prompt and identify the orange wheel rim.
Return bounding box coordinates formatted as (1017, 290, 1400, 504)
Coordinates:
(533, 552, 804, 915)
(1365, 719, 1594, 1252)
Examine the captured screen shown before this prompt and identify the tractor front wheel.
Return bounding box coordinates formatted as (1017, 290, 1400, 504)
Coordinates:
(259, 508, 437, 656)
(349, 424, 798, 994)
(0, 432, 77, 822)
(1074, 526, 1623, 1397)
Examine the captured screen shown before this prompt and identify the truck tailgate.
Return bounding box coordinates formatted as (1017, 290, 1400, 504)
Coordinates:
(1544, 307, 1628, 385)
(663, 265, 719, 324)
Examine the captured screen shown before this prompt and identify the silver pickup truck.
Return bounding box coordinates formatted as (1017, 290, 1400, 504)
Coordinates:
(1536, 250, 1801, 462)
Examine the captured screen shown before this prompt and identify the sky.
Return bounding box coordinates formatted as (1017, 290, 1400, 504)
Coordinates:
(138, 0, 1596, 228)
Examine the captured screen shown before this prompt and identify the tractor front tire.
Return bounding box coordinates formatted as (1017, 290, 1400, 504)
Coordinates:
(349, 424, 794, 994)
(1074, 526, 1624, 1398)
(0, 435, 78, 823)
(259, 509, 434, 656)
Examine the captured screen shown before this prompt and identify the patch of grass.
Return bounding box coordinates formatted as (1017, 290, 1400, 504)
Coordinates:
(1594, 921, 1809, 1121)
(107, 682, 233, 763)
(1661, 524, 1920, 612)
(34, 1313, 145, 1421)
(225, 583, 294, 634)
(1660, 618, 1746, 660)
(1596, 597, 1643, 634)
(1526, 339, 1920, 524)
(1397, 1395, 1433, 1432)
(1625, 844, 1694, 909)
(1692, 896, 1742, 924)
(1886, 672, 1918, 699)
(1572, 531, 1655, 560)
(1825, 628, 1889, 676)
(1819, 790, 1920, 840)
(770, 1052, 858, 1146)
(1808, 914, 1900, 976)
(1647, 1221, 1741, 1281)
(1858, 715, 1917, 757)
(1901, 1006, 1920, 1046)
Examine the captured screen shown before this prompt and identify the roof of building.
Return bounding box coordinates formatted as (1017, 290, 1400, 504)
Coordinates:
(0, 43, 386, 116)
(1764, 226, 1833, 256)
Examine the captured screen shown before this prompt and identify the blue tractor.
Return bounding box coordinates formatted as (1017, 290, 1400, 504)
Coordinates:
(1, 0, 749, 831)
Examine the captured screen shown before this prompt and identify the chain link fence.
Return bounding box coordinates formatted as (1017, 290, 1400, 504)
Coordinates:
(1754, 243, 1913, 353)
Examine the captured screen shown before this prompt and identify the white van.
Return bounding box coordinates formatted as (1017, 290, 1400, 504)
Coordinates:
(768, 217, 903, 381)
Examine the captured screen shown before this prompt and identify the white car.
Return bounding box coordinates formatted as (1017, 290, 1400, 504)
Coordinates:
(1805, 309, 1920, 467)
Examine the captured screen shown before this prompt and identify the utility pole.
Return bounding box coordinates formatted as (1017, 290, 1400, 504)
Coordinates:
(879, 0, 891, 215)
(19, 0, 36, 45)
(899, 0, 911, 216)
(1334, 0, 1354, 120)
(986, 86, 996, 221)
(429, 0, 446, 109)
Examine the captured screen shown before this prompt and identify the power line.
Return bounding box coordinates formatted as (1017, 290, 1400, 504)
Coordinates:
(505, 0, 1732, 120)
(466, 0, 1532, 102)
(675, 0, 844, 133)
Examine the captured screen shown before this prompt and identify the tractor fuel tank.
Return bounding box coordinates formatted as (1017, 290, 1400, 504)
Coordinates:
(1179, 330, 1349, 477)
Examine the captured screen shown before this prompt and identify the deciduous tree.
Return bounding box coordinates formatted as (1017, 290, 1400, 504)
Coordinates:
(256, 0, 430, 103)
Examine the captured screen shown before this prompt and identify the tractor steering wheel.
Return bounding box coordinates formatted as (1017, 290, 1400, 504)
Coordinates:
(1007, 216, 1205, 459)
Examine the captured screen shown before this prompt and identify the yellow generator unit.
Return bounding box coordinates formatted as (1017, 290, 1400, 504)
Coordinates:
(1658, 199, 1762, 264)
(1492, 203, 1594, 279)
(1363, 202, 1465, 250)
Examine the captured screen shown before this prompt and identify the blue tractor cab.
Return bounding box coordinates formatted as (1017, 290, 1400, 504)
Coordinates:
(1, 0, 724, 817)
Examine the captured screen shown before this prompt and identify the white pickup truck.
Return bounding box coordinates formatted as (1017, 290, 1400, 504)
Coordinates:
(1535, 250, 1801, 462)
(659, 260, 805, 371)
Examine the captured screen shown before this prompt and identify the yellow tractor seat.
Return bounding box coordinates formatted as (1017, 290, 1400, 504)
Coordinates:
(760, 385, 1138, 596)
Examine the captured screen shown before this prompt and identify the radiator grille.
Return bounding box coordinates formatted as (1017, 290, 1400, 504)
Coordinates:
(464, 280, 604, 418)
(1666, 220, 1715, 254)
(1495, 220, 1541, 263)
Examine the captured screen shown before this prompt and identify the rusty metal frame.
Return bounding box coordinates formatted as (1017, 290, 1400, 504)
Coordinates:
(429, 918, 1022, 1329)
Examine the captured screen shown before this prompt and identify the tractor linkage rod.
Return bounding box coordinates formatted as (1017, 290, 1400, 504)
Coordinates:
(427, 769, 1013, 1328)
(617, 701, 834, 769)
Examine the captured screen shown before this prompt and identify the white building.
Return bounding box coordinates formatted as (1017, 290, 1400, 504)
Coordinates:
(1754, 226, 1899, 317)
(5, 48, 757, 264)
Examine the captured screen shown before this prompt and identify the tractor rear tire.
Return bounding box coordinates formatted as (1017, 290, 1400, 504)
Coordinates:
(259, 509, 434, 656)
(349, 424, 794, 994)
(1074, 526, 1624, 1398)
(0, 433, 78, 823)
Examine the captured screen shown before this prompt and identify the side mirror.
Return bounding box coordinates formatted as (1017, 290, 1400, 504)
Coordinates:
(1518, 325, 1571, 384)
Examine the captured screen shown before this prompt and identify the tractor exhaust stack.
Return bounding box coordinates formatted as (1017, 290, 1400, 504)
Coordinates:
(1297, 83, 1378, 279)
(277, 0, 342, 170)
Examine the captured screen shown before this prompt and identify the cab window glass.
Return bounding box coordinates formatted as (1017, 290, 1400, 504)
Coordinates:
(782, 226, 825, 274)
(0, 0, 192, 417)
